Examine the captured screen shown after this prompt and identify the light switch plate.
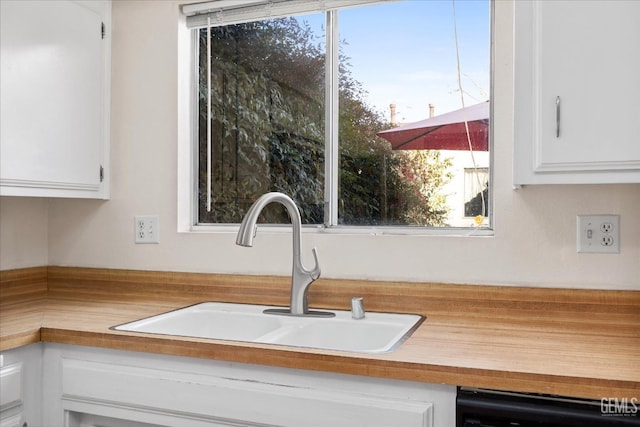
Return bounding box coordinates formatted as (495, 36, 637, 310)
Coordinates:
(576, 215, 619, 253)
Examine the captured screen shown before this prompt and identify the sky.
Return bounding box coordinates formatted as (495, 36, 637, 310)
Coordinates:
(300, 0, 490, 124)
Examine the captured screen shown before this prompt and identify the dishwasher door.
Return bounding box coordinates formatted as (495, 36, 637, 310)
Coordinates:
(456, 388, 639, 427)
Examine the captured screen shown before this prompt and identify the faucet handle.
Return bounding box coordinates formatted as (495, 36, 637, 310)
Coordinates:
(307, 247, 321, 280)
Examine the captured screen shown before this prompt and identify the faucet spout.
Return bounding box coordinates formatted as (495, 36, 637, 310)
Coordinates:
(236, 192, 333, 317)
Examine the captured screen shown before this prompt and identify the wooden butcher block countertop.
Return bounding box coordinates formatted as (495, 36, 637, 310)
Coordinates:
(1, 267, 638, 400)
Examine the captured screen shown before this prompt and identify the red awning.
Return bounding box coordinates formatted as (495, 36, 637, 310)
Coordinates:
(377, 101, 489, 151)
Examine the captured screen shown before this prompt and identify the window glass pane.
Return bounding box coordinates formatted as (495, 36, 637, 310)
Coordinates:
(464, 167, 489, 218)
(338, 1, 490, 227)
(198, 15, 325, 224)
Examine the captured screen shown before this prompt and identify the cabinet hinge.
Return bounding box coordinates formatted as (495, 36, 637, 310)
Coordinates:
(100, 165, 104, 182)
(101, 22, 105, 39)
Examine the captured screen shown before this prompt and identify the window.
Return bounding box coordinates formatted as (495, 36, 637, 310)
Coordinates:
(185, 0, 491, 230)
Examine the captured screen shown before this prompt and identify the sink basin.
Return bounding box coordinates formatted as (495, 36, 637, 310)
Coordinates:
(113, 303, 284, 342)
(112, 302, 423, 354)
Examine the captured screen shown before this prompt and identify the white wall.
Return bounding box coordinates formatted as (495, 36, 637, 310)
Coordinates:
(2, 1, 639, 289)
(0, 197, 48, 270)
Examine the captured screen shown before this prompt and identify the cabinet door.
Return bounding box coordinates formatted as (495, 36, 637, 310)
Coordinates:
(0, 363, 23, 427)
(514, 0, 640, 184)
(0, 414, 23, 427)
(0, 344, 42, 427)
(0, 0, 109, 198)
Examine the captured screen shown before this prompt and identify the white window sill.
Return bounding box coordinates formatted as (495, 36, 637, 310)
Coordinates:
(184, 223, 494, 237)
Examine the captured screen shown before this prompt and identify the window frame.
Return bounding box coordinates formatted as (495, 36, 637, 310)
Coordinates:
(177, 0, 495, 236)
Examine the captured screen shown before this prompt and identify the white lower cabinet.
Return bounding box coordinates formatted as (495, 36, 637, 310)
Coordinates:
(0, 344, 43, 427)
(42, 344, 456, 427)
(0, 363, 23, 427)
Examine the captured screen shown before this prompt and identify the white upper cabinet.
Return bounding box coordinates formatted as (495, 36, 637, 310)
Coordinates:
(0, 0, 110, 198)
(514, 0, 640, 185)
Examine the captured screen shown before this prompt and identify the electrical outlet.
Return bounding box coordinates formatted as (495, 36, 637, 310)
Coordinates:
(135, 215, 160, 244)
(600, 222, 613, 233)
(576, 215, 619, 254)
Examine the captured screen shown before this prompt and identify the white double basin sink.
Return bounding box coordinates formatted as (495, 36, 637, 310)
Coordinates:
(113, 302, 423, 354)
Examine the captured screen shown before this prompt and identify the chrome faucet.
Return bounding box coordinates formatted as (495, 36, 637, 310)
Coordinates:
(236, 192, 334, 318)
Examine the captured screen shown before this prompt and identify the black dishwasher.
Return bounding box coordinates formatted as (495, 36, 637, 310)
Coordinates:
(457, 388, 639, 427)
